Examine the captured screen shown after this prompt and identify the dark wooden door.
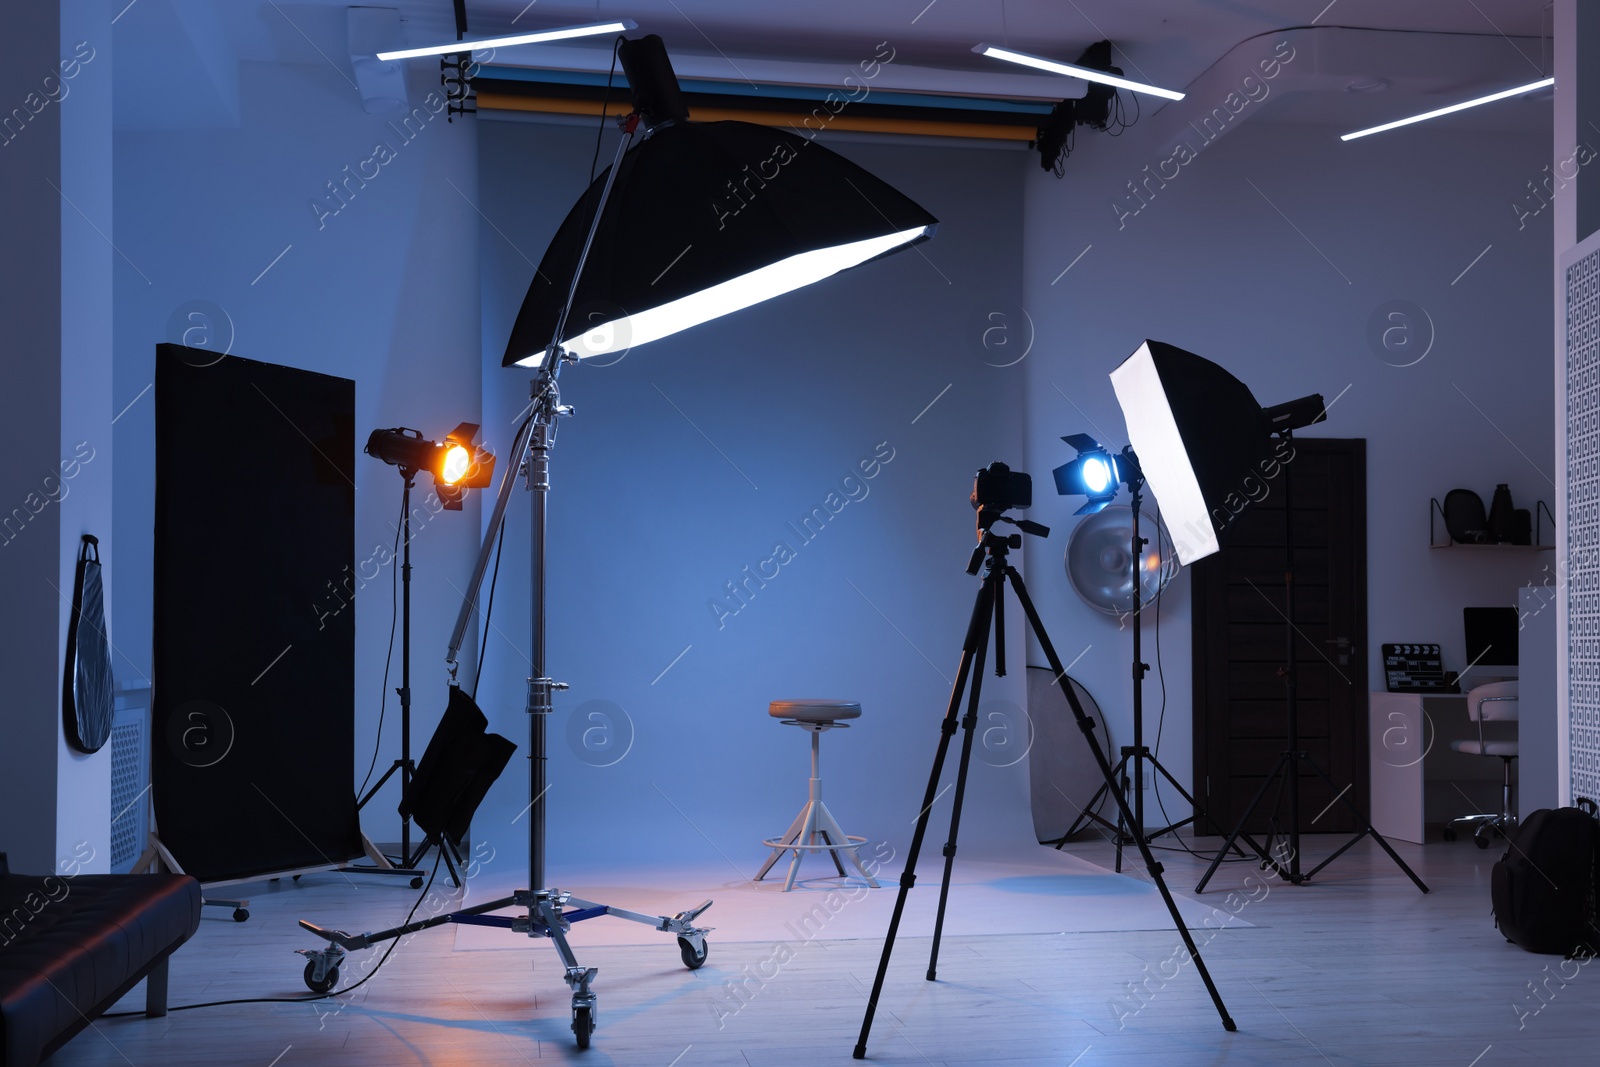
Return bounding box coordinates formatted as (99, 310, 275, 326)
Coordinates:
(1191, 438, 1368, 836)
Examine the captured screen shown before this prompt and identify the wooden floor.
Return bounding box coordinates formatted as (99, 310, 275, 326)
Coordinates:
(52, 836, 1598, 1066)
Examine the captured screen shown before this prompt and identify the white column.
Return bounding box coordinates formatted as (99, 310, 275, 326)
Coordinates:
(0, 0, 113, 875)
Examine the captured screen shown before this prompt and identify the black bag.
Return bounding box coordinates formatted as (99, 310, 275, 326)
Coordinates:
(63, 534, 114, 753)
(401, 686, 516, 850)
(1491, 804, 1600, 956)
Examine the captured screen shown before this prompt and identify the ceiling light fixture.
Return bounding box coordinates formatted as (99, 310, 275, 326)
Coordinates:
(1340, 76, 1553, 141)
(377, 20, 637, 62)
(973, 43, 1184, 101)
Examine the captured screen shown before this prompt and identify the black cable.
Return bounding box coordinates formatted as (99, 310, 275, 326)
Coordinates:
(1103, 86, 1140, 137)
(469, 410, 534, 698)
(103, 851, 444, 1016)
(356, 493, 406, 801)
(1144, 503, 1253, 866)
(588, 37, 623, 185)
(472, 517, 508, 700)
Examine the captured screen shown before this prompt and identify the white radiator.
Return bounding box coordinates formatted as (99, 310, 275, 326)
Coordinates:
(110, 688, 150, 873)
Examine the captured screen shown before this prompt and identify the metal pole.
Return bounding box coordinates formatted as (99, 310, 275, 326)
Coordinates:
(444, 117, 638, 678)
(1281, 433, 1303, 879)
(1130, 483, 1145, 841)
(446, 415, 537, 674)
(528, 415, 552, 894)
(400, 473, 414, 863)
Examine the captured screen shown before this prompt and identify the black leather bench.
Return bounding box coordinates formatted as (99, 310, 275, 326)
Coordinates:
(0, 853, 200, 1067)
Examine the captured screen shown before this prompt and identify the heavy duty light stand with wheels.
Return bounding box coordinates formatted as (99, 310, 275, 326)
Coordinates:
(1056, 451, 1240, 869)
(854, 490, 1236, 1060)
(297, 112, 713, 1051)
(1194, 431, 1428, 895)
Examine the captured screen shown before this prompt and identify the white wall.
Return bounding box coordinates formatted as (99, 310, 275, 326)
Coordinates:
(0, 1, 113, 876)
(111, 47, 485, 848)
(475, 119, 1034, 872)
(57, 0, 114, 873)
(1021, 107, 1554, 822)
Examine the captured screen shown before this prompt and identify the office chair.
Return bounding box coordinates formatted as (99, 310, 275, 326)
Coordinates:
(1446, 680, 1519, 848)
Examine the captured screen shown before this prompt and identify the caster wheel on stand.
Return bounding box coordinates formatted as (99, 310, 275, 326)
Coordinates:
(573, 1004, 594, 1049)
(233, 908, 250, 922)
(679, 937, 708, 970)
(303, 960, 339, 993)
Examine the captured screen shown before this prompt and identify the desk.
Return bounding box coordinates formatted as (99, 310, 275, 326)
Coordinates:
(1368, 691, 1515, 844)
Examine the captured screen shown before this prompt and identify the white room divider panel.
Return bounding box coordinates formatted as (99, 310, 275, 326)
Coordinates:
(1566, 237, 1600, 803)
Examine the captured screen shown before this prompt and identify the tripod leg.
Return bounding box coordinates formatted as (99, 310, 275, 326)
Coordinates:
(927, 620, 990, 982)
(1115, 760, 1132, 873)
(855, 578, 994, 1060)
(1056, 775, 1114, 845)
(1295, 753, 1429, 893)
(1007, 566, 1236, 1032)
(1194, 752, 1297, 894)
(1145, 758, 1246, 856)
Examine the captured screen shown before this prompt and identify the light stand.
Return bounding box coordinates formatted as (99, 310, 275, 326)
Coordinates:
(854, 469, 1235, 1060)
(339, 468, 427, 887)
(340, 424, 493, 889)
(1055, 448, 1239, 866)
(1194, 429, 1429, 894)
(302, 32, 936, 1050)
(299, 117, 713, 1050)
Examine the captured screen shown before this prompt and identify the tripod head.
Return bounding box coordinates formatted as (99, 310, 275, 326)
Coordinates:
(968, 461, 1049, 573)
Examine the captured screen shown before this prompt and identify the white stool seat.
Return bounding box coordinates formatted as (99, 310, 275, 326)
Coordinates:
(756, 699, 879, 892)
(769, 699, 862, 723)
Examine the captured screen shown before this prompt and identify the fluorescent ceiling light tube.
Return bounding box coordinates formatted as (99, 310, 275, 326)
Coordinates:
(1340, 77, 1554, 141)
(377, 20, 637, 61)
(973, 44, 1184, 101)
(512, 225, 933, 366)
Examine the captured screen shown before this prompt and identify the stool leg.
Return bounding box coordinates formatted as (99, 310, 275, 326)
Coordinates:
(808, 727, 848, 878)
(756, 802, 811, 881)
(814, 799, 880, 887)
(785, 800, 820, 891)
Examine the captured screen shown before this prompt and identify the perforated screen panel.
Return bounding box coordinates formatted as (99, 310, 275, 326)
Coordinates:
(1568, 248, 1600, 802)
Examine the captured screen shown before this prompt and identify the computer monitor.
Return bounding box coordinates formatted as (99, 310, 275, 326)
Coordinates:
(1464, 606, 1519, 669)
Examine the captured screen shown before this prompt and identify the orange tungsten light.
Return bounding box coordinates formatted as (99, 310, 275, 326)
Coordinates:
(365, 423, 495, 511)
(442, 444, 473, 485)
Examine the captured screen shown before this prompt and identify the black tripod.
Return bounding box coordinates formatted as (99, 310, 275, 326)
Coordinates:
(1195, 432, 1428, 894)
(1056, 457, 1239, 868)
(339, 471, 430, 888)
(855, 502, 1235, 1060)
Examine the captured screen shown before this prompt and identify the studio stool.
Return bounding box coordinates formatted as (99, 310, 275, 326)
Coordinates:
(756, 700, 881, 892)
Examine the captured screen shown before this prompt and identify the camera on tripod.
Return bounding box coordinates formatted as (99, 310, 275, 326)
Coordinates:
(970, 461, 1032, 512)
